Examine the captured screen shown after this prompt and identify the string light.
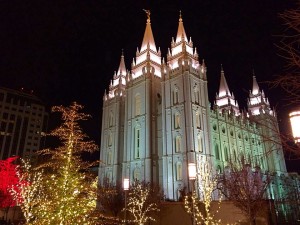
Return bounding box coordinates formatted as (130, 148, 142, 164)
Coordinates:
(184, 159, 222, 225)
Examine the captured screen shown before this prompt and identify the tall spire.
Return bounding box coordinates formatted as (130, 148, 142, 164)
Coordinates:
(252, 74, 260, 95)
(131, 10, 161, 78)
(140, 9, 157, 52)
(175, 10, 188, 43)
(215, 66, 240, 115)
(248, 74, 272, 116)
(218, 65, 231, 97)
(117, 50, 126, 76)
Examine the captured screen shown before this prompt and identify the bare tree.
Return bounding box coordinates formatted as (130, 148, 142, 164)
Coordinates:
(97, 180, 124, 218)
(273, 1, 300, 104)
(218, 156, 271, 225)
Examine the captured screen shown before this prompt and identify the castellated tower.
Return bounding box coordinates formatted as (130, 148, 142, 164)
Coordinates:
(98, 12, 287, 201)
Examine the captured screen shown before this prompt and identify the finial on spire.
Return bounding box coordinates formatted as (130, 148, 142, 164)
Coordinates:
(143, 9, 151, 22)
(179, 10, 182, 22)
(221, 64, 224, 72)
(121, 48, 124, 57)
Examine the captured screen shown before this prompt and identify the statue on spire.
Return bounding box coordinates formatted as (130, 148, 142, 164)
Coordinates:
(143, 9, 151, 20)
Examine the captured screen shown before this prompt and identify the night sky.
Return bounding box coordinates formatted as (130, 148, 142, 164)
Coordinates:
(0, 1, 297, 168)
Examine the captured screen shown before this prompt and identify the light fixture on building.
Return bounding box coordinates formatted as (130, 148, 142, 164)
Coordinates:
(123, 178, 129, 191)
(289, 110, 300, 144)
(188, 163, 197, 180)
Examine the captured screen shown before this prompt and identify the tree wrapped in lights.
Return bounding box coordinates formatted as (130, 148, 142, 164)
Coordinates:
(184, 158, 222, 225)
(35, 102, 99, 225)
(124, 181, 161, 225)
(10, 159, 44, 224)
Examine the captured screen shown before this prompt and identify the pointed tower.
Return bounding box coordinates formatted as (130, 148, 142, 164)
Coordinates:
(247, 75, 286, 174)
(122, 10, 163, 185)
(99, 52, 127, 185)
(161, 12, 210, 200)
(167, 11, 200, 72)
(131, 10, 161, 78)
(215, 67, 240, 115)
(248, 75, 271, 115)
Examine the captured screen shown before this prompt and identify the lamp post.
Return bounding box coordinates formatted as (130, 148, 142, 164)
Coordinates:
(123, 178, 129, 225)
(188, 163, 196, 225)
(289, 110, 300, 144)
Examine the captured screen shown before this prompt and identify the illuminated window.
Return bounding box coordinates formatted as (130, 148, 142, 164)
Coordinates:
(135, 94, 141, 116)
(135, 128, 141, 159)
(196, 111, 201, 128)
(174, 113, 180, 129)
(197, 135, 202, 153)
(215, 144, 220, 160)
(175, 136, 181, 153)
(176, 162, 182, 180)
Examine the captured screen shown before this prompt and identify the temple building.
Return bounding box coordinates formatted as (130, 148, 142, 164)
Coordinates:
(98, 12, 287, 201)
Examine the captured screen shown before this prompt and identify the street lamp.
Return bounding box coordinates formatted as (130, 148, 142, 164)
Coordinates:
(188, 163, 196, 225)
(289, 110, 300, 144)
(123, 178, 129, 225)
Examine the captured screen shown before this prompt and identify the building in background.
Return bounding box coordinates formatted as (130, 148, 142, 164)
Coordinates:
(99, 13, 287, 201)
(0, 87, 48, 160)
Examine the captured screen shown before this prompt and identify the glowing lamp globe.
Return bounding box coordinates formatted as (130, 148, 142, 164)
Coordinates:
(188, 163, 197, 180)
(123, 178, 129, 191)
(289, 110, 300, 144)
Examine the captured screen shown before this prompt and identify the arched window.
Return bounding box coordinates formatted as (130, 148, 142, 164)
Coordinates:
(133, 168, 141, 181)
(109, 111, 114, 127)
(106, 171, 112, 184)
(173, 87, 179, 105)
(107, 151, 113, 165)
(215, 144, 220, 160)
(224, 147, 228, 161)
(175, 136, 181, 153)
(196, 111, 201, 128)
(174, 113, 180, 129)
(176, 162, 182, 180)
(197, 135, 202, 153)
(135, 127, 141, 159)
(194, 87, 199, 104)
(135, 94, 141, 116)
(108, 132, 113, 147)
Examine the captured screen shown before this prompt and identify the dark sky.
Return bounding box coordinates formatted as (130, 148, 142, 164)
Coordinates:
(0, 1, 297, 168)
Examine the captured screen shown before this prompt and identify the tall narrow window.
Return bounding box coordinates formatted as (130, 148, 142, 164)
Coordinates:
(107, 151, 113, 165)
(135, 94, 141, 116)
(215, 144, 220, 160)
(108, 132, 113, 147)
(224, 147, 228, 161)
(197, 135, 202, 152)
(194, 88, 199, 104)
(133, 168, 141, 181)
(196, 111, 201, 128)
(173, 89, 179, 105)
(176, 162, 182, 180)
(135, 128, 140, 159)
(175, 136, 181, 153)
(109, 111, 114, 127)
(174, 113, 180, 129)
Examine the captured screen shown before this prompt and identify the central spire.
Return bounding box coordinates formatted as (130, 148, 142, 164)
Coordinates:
(175, 11, 188, 43)
(140, 9, 157, 52)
